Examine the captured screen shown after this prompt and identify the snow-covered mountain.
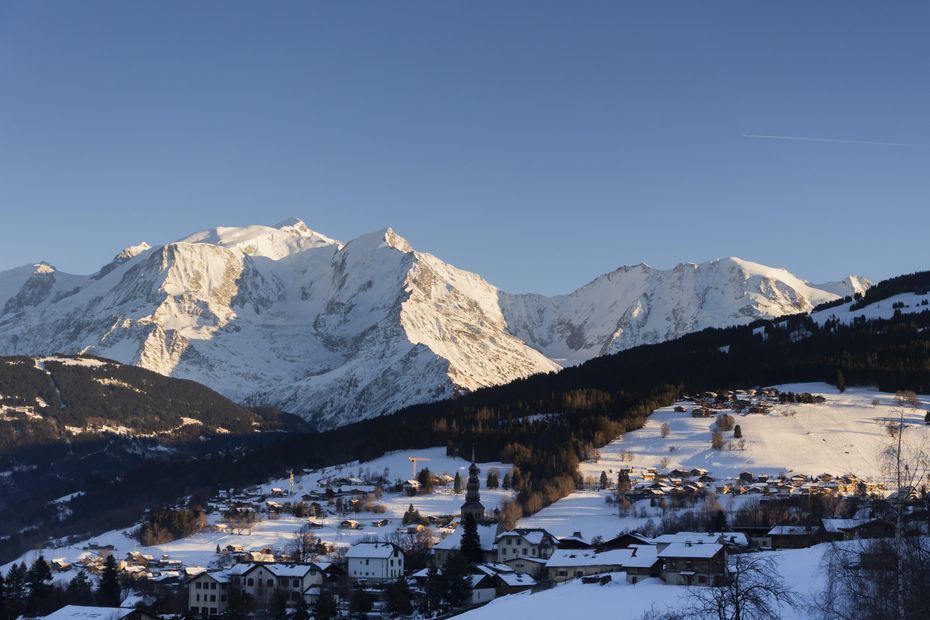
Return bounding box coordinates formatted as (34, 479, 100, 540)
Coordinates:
(0, 219, 868, 427)
(500, 258, 871, 365)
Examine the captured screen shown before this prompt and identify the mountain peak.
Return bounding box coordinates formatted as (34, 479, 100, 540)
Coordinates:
(115, 242, 151, 262)
(382, 227, 413, 253)
(33, 262, 56, 274)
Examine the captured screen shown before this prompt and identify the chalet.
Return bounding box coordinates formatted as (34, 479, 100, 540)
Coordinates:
(822, 518, 895, 541)
(468, 573, 498, 604)
(653, 532, 721, 553)
(473, 563, 536, 595)
(557, 531, 591, 550)
(658, 542, 726, 586)
(622, 545, 661, 584)
(597, 532, 653, 551)
(767, 525, 822, 549)
(495, 528, 559, 564)
(545, 549, 628, 583)
(433, 523, 499, 566)
(346, 542, 405, 582)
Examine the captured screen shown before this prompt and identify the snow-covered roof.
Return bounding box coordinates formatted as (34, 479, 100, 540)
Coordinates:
(623, 545, 660, 568)
(495, 528, 555, 546)
(263, 564, 316, 577)
(434, 523, 498, 552)
(653, 532, 721, 545)
(346, 542, 400, 559)
(657, 543, 724, 559)
(720, 532, 749, 546)
(767, 525, 815, 536)
(44, 606, 141, 620)
(546, 549, 632, 568)
(821, 518, 867, 534)
(496, 571, 536, 587)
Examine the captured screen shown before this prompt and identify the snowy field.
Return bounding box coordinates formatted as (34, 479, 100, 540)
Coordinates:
(461, 544, 829, 620)
(520, 384, 929, 540)
(3, 448, 513, 578)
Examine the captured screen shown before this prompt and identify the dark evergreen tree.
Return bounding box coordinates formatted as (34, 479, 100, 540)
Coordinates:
(25, 556, 52, 616)
(599, 471, 609, 489)
(424, 565, 444, 614)
(292, 594, 310, 620)
(4, 563, 26, 619)
(925, 410, 930, 425)
(417, 467, 433, 493)
(713, 509, 728, 531)
(836, 369, 847, 393)
(349, 586, 372, 617)
(733, 424, 742, 439)
(453, 472, 463, 494)
(385, 578, 413, 615)
(0, 573, 6, 620)
(486, 469, 500, 489)
(313, 590, 338, 620)
(443, 552, 472, 609)
(96, 555, 121, 607)
(460, 513, 482, 563)
(66, 570, 94, 606)
(617, 469, 632, 492)
(502, 472, 512, 489)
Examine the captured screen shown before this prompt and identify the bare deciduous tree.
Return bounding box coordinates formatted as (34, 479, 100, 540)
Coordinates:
(687, 553, 798, 620)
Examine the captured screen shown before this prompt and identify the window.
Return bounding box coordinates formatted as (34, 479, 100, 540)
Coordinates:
(523, 548, 527, 555)
(210, 595, 216, 602)
(221, 583, 227, 590)
(247, 578, 254, 586)
(211, 582, 217, 590)
(293, 579, 300, 588)
(267, 579, 273, 587)
(196, 582, 202, 589)
(558, 570, 567, 577)
(190, 607, 199, 613)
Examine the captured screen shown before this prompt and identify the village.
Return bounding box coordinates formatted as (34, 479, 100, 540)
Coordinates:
(12, 384, 930, 618)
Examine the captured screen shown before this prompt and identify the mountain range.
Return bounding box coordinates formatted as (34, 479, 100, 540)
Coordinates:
(0, 219, 869, 428)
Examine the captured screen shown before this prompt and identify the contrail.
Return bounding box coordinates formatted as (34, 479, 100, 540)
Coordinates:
(742, 133, 911, 147)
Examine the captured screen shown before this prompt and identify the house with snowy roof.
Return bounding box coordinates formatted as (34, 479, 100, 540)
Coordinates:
(658, 542, 726, 586)
(767, 524, 822, 549)
(495, 528, 559, 566)
(44, 606, 159, 620)
(346, 542, 405, 582)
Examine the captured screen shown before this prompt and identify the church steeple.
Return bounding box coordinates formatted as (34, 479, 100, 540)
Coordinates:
(460, 456, 485, 522)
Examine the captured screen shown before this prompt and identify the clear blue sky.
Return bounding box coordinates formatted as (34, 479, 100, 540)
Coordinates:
(1, 2, 927, 294)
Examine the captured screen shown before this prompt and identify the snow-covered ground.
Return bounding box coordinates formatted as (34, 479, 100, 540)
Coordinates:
(520, 384, 929, 540)
(2, 448, 513, 579)
(461, 543, 829, 620)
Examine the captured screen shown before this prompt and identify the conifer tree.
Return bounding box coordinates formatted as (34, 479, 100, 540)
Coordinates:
(453, 472, 463, 494)
(314, 590, 337, 620)
(293, 595, 310, 620)
(25, 556, 52, 616)
(734, 424, 742, 439)
(67, 570, 94, 606)
(599, 471, 609, 489)
(460, 513, 482, 563)
(5, 563, 26, 619)
(502, 472, 512, 489)
(836, 369, 847, 393)
(97, 555, 121, 607)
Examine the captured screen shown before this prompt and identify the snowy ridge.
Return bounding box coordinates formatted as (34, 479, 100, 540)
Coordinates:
(0, 219, 866, 427)
(500, 257, 868, 365)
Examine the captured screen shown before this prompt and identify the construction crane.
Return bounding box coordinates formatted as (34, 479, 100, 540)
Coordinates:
(408, 456, 431, 480)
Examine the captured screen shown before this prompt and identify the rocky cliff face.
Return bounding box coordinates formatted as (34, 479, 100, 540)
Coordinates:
(0, 220, 867, 428)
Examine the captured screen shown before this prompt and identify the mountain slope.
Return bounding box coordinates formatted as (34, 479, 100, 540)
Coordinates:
(0, 220, 867, 427)
(500, 257, 868, 365)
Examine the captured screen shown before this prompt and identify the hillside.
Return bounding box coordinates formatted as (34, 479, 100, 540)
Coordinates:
(0, 219, 865, 428)
(0, 354, 301, 551)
